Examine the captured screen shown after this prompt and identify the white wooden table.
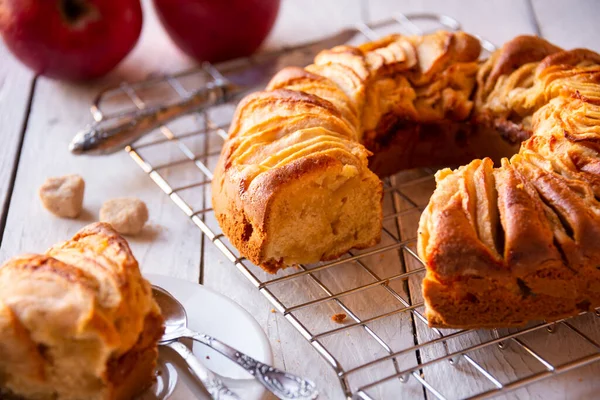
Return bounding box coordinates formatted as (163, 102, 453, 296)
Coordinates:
(1, 1, 600, 399)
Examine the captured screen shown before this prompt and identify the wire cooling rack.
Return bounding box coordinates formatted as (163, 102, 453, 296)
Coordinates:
(90, 14, 600, 400)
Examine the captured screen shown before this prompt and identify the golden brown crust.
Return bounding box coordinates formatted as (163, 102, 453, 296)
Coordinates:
(213, 30, 600, 328)
(422, 272, 594, 329)
(420, 38, 600, 329)
(213, 31, 482, 273)
(105, 312, 163, 400)
(227, 89, 348, 141)
(266, 67, 330, 91)
(485, 35, 562, 93)
(0, 222, 163, 400)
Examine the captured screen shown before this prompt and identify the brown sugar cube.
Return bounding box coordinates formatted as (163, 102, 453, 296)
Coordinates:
(39, 174, 85, 218)
(99, 198, 148, 235)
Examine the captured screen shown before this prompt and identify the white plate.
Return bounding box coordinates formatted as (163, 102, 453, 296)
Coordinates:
(141, 274, 273, 400)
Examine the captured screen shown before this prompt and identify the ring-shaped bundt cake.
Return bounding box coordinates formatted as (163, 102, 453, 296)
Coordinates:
(212, 31, 600, 328)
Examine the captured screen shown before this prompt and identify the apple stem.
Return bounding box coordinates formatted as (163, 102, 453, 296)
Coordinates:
(60, 0, 97, 26)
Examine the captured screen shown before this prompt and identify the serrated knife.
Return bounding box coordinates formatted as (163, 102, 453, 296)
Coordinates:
(69, 29, 357, 155)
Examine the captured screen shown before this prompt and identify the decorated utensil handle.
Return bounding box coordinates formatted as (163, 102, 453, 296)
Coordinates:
(166, 341, 241, 400)
(181, 328, 318, 400)
(69, 81, 229, 155)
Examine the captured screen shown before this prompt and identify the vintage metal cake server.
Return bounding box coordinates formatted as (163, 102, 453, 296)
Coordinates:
(69, 29, 356, 155)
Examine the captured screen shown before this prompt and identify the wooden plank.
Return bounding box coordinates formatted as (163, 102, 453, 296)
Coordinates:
(366, 1, 600, 399)
(0, 1, 199, 281)
(200, 246, 349, 399)
(4, 1, 597, 399)
(263, 0, 363, 48)
(0, 41, 35, 239)
(202, 1, 413, 399)
(366, 0, 538, 46)
(367, 1, 541, 397)
(0, 1, 368, 399)
(515, 2, 600, 398)
(531, 0, 600, 51)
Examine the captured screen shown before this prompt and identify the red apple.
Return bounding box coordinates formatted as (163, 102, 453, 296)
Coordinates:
(0, 0, 143, 80)
(152, 0, 280, 63)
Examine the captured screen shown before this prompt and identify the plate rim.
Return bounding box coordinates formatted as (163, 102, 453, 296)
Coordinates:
(146, 273, 274, 375)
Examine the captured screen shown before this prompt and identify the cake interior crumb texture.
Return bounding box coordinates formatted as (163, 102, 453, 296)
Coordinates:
(0, 223, 164, 400)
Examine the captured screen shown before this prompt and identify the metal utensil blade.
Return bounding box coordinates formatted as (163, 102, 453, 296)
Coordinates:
(69, 27, 358, 155)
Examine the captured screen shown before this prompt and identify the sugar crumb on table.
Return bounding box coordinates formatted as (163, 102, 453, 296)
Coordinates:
(99, 197, 148, 236)
(39, 174, 85, 218)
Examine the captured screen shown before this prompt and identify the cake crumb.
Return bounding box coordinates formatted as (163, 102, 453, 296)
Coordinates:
(331, 313, 347, 324)
(206, 355, 210, 360)
(270, 308, 276, 313)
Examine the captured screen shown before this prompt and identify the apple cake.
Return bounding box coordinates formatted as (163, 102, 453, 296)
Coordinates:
(0, 222, 164, 399)
(212, 31, 600, 327)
